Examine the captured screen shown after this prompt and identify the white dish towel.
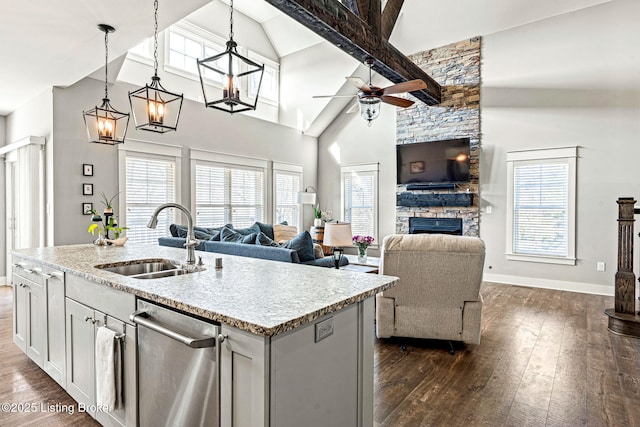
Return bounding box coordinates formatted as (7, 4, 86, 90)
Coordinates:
(95, 326, 118, 412)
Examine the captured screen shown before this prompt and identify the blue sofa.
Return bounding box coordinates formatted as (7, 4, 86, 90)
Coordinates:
(158, 225, 348, 268)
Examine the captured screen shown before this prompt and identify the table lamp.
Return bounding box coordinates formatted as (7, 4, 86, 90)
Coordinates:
(323, 222, 352, 269)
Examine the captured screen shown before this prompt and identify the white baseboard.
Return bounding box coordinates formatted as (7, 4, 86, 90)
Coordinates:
(483, 273, 614, 296)
(0, 276, 6, 286)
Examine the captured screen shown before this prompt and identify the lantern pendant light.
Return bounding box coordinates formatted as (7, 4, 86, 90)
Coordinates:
(197, 0, 265, 114)
(83, 24, 130, 145)
(129, 0, 183, 133)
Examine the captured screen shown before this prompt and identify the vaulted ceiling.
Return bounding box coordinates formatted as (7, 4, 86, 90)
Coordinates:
(0, 0, 612, 129)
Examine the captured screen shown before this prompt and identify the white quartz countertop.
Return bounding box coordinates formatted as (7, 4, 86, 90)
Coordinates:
(13, 244, 398, 336)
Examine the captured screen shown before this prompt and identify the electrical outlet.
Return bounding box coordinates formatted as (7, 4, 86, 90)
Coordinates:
(597, 262, 606, 272)
(315, 318, 333, 342)
(485, 206, 492, 214)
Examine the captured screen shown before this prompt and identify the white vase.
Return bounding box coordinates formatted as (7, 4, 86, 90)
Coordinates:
(314, 218, 322, 227)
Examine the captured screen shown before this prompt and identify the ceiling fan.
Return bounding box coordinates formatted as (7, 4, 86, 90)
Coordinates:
(313, 58, 427, 126)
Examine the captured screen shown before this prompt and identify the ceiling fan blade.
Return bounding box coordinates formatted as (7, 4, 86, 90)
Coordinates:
(382, 95, 415, 108)
(312, 94, 358, 99)
(346, 76, 371, 92)
(382, 79, 427, 95)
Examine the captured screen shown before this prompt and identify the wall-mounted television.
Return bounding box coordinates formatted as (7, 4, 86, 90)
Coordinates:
(396, 138, 470, 185)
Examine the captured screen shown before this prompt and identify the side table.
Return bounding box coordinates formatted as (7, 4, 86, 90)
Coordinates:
(343, 254, 380, 274)
(309, 226, 331, 255)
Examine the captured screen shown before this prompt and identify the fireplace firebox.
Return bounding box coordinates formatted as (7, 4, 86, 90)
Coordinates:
(409, 217, 463, 235)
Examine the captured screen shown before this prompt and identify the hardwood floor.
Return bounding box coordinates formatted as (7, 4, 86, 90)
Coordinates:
(1, 282, 639, 426)
(374, 282, 640, 426)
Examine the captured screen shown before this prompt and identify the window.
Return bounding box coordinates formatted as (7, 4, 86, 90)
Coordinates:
(118, 141, 181, 244)
(248, 52, 279, 104)
(506, 146, 577, 265)
(166, 25, 225, 83)
(341, 163, 378, 244)
(191, 150, 266, 228)
(273, 163, 302, 229)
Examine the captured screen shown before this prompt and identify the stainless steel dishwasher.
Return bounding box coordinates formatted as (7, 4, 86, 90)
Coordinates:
(130, 300, 220, 427)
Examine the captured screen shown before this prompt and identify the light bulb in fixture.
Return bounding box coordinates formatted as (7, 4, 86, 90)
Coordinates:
(148, 100, 165, 124)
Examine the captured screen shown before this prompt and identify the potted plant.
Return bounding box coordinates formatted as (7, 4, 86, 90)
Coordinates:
(313, 205, 323, 227)
(87, 216, 129, 246)
(100, 191, 119, 214)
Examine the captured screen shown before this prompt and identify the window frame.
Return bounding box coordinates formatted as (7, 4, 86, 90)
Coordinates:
(190, 149, 268, 228)
(247, 51, 280, 106)
(272, 162, 303, 230)
(341, 163, 379, 248)
(506, 146, 577, 265)
(117, 140, 182, 244)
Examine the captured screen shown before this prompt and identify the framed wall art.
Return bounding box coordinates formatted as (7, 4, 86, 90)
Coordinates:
(82, 183, 93, 196)
(83, 202, 93, 215)
(83, 164, 94, 176)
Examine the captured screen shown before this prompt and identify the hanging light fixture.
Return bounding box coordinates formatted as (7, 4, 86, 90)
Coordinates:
(197, 0, 265, 114)
(129, 0, 183, 133)
(83, 24, 130, 145)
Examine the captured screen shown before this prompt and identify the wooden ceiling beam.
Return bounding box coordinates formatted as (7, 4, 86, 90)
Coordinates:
(381, 0, 404, 40)
(264, 0, 441, 105)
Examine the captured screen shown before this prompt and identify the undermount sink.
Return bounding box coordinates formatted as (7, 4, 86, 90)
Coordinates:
(94, 258, 205, 279)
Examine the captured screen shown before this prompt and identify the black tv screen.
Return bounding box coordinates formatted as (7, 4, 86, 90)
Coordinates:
(396, 138, 470, 185)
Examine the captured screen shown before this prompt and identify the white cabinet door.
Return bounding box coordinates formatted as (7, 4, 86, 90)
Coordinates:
(65, 297, 96, 412)
(44, 269, 66, 387)
(220, 325, 269, 427)
(25, 276, 45, 367)
(12, 274, 27, 351)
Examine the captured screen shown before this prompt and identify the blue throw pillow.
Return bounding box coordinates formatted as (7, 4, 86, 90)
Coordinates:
(220, 227, 257, 244)
(255, 232, 280, 247)
(231, 223, 261, 236)
(256, 221, 287, 240)
(283, 231, 315, 262)
(171, 223, 232, 239)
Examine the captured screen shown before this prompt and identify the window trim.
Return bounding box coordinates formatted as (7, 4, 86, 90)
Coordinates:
(190, 149, 268, 227)
(341, 163, 379, 248)
(117, 139, 182, 243)
(506, 146, 577, 265)
(273, 162, 303, 229)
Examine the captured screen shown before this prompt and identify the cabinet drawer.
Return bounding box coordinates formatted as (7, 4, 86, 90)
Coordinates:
(66, 275, 135, 323)
(12, 256, 44, 285)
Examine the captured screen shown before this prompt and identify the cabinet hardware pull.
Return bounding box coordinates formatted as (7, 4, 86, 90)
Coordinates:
(50, 271, 64, 279)
(217, 334, 228, 343)
(41, 273, 53, 279)
(84, 316, 96, 324)
(130, 310, 216, 348)
(12, 263, 20, 269)
(23, 269, 34, 274)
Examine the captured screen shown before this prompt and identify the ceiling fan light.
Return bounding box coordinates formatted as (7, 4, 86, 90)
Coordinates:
(359, 96, 381, 125)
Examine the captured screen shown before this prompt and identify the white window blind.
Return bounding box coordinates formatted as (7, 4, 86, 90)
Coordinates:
(513, 163, 568, 257)
(506, 146, 577, 265)
(274, 170, 301, 228)
(342, 164, 378, 242)
(195, 163, 264, 228)
(125, 155, 176, 244)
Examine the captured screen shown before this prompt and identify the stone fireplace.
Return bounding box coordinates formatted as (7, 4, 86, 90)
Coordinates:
(396, 37, 481, 237)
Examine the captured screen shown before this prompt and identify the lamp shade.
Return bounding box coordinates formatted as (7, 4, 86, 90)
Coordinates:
(324, 223, 352, 247)
(296, 191, 317, 205)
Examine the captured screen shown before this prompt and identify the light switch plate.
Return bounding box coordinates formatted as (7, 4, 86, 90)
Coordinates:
(315, 318, 334, 342)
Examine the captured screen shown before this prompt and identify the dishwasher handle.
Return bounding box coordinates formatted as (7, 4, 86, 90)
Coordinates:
(130, 310, 216, 348)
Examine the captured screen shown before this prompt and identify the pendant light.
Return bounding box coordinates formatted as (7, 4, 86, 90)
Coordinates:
(83, 24, 130, 145)
(129, 0, 183, 133)
(197, 0, 265, 114)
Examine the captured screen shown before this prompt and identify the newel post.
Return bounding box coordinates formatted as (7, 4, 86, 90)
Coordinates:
(605, 197, 640, 337)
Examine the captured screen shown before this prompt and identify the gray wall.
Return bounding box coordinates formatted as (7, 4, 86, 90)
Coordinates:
(317, 103, 397, 257)
(52, 76, 318, 246)
(480, 0, 640, 294)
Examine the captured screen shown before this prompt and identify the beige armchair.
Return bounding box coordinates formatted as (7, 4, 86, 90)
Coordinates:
(376, 233, 485, 347)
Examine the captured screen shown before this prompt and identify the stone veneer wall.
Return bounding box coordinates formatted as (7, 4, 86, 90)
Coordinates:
(396, 37, 481, 236)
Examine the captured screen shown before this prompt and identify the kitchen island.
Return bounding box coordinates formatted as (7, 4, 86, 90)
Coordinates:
(11, 243, 398, 427)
